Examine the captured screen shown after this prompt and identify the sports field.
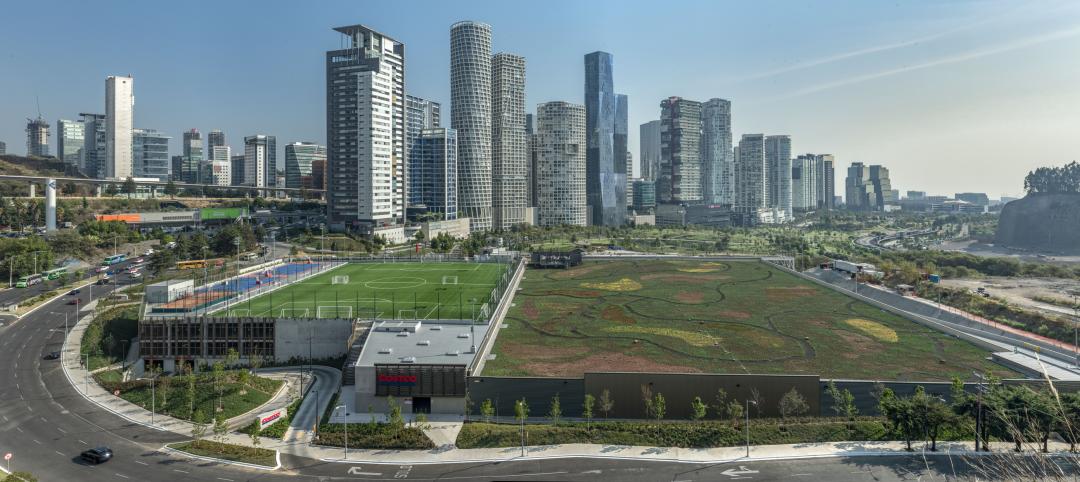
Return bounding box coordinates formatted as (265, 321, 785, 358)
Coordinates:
(216, 261, 507, 320)
(484, 259, 1018, 380)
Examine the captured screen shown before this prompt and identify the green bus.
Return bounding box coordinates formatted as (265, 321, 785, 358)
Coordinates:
(15, 274, 43, 288)
(43, 267, 67, 280)
(102, 254, 126, 266)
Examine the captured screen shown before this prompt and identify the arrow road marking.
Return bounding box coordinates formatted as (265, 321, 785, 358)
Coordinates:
(721, 466, 759, 478)
(347, 467, 383, 476)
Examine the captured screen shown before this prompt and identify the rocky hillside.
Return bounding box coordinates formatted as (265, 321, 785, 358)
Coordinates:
(995, 193, 1080, 254)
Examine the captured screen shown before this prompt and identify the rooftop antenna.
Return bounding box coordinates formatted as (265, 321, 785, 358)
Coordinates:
(35, 95, 42, 119)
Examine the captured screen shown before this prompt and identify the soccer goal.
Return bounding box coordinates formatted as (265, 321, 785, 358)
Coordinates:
(280, 307, 311, 318)
(397, 309, 417, 320)
(332, 275, 350, 285)
(316, 305, 354, 319)
(442, 275, 458, 285)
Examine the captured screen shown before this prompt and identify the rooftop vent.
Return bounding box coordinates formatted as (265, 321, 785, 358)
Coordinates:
(457, 333, 470, 339)
(431, 326, 443, 331)
(378, 347, 393, 354)
(446, 350, 460, 356)
(401, 356, 416, 363)
(417, 340, 431, 346)
(396, 331, 409, 337)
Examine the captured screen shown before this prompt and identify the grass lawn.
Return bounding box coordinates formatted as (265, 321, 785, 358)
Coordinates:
(80, 304, 139, 371)
(103, 370, 283, 422)
(315, 422, 434, 449)
(170, 440, 276, 467)
(485, 260, 1017, 381)
(456, 418, 972, 448)
(216, 261, 508, 321)
(242, 396, 304, 438)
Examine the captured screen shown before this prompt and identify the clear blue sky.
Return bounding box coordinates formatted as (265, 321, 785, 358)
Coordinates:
(2, 0, 1079, 197)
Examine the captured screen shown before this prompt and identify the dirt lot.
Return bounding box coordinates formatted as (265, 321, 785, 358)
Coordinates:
(940, 277, 1080, 318)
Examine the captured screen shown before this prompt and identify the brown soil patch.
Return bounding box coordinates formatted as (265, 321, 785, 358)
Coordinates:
(501, 342, 589, 360)
(766, 287, 818, 302)
(546, 289, 602, 298)
(833, 330, 879, 358)
(522, 299, 540, 320)
(640, 273, 728, 284)
(522, 352, 703, 377)
(601, 305, 636, 324)
(548, 263, 608, 279)
(675, 292, 705, 303)
(715, 311, 753, 320)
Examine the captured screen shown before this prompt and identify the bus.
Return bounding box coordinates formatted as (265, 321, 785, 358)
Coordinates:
(15, 274, 43, 288)
(42, 267, 67, 280)
(102, 254, 127, 266)
(177, 260, 208, 270)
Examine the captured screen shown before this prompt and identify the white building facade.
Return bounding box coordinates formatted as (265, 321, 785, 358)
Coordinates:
(535, 101, 586, 226)
(491, 52, 527, 230)
(450, 21, 494, 232)
(105, 75, 134, 180)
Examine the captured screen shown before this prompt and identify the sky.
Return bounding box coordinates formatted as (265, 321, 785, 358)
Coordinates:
(2, 0, 1080, 199)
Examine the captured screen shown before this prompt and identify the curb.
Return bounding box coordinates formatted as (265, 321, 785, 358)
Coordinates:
(15, 278, 96, 323)
(161, 443, 280, 471)
(311, 445, 1080, 466)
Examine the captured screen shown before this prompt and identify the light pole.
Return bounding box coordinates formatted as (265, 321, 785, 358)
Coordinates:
(745, 399, 757, 458)
(84, 353, 90, 394)
(313, 389, 320, 438)
(336, 403, 349, 460)
(1073, 293, 1079, 367)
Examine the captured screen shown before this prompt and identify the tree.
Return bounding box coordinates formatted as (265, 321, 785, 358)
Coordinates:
(880, 389, 920, 451)
(1057, 391, 1080, 452)
(514, 398, 530, 423)
(236, 367, 250, 396)
(582, 394, 595, 431)
(121, 177, 137, 198)
(480, 399, 495, 423)
(387, 395, 405, 430)
(652, 392, 667, 440)
(727, 400, 744, 428)
(640, 385, 654, 420)
(212, 361, 225, 412)
(826, 379, 859, 419)
(191, 410, 208, 447)
(749, 388, 765, 416)
(149, 249, 176, 276)
(164, 181, 179, 198)
(249, 420, 262, 449)
(778, 387, 809, 421)
(916, 390, 956, 452)
(599, 389, 614, 420)
(186, 365, 197, 419)
(690, 396, 708, 422)
(212, 415, 229, 449)
(2, 472, 39, 482)
(548, 393, 562, 426)
(713, 388, 729, 419)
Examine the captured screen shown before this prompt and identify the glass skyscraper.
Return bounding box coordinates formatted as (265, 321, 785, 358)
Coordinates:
(584, 51, 626, 226)
(700, 98, 734, 206)
(406, 95, 441, 207)
(414, 128, 458, 220)
(57, 119, 85, 166)
(132, 129, 171, 181)
(285, 142, 327, 189)
(451, 21, 493, 232)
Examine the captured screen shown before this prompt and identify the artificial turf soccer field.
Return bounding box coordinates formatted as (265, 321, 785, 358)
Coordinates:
(216, 261, 507, 321)
(483, 259, 1018, 381)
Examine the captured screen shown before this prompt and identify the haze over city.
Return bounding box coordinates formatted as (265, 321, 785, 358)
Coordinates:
(3, 0, 1079, 197)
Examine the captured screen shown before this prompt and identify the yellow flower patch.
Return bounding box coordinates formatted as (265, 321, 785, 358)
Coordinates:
(581, 278, 642, 291)
(845, 318, 899, 343)
(604, 326, 717, 347)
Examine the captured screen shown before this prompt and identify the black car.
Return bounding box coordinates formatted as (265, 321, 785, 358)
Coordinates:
(44, 351, 60, 360)
(68, 289, 81, 295)
(80, 447, 113, 464)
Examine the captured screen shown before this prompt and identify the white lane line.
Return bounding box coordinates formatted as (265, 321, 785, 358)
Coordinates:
(26, 406, 32, 412)
(15, 427, 23, 432)
(217, 478, 234, 482)
(173, 469, 189, 474)
(54, 451, 64, 456)
(439, 472, 569, 480)
(40, 417, 48, 423)
(115, 473, 130, 479)
(78, 439, 88, 445)
(33, 439, 42, 444)
(57, 427, 67, 433)
(134, 461, 148, 466)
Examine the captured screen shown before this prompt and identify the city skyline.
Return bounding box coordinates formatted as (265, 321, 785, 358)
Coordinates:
(3, 1, 1080, 197)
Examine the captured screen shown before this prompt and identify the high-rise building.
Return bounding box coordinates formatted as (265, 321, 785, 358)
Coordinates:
(525, 113, 537, 207)
(700, 98, 734, 205)
(491, 52, 527, 230)
(816, 154, 835, 210)
(615, 94, 630, 213)
(327, 24, 405, 232)
(639, 120, 661, 181)
(584, 52, 626, 226)
(535, 101, 586, 226)
(179, 128, 203, 183)
(207, 130, 226, 159)
(845, 162, 872, 210)
(406, 95, 441, 208)
(413, 128, 458, 220)
(907, 190, 927, 200)
(285, 141, 327, 189)
(132, 128, 171, 181)
(210, 160, 231, 187)
(311, 158, 327, 192)
(659, 97, 702, 204)
(791, 154, 818, 211)
(25, 117, 50, 157)
(105, 75, 134, 179)
(210, 146, 231, 168)
(243, 135, 276, 188)
(451, 21, 493, 232)
(182, 129, 203, 161)
(764, 135, 792, 219)
(170, 156, 183, 182)
(56, 119, 84, 165)
(735, 134, 766, 217)
(870, 165, 899, 207)
(230, 154, 245, 186)
(632, 179, 656, 212)
(0, 141, 6, 155)
(78, 114, 105, 177)
(625, 152, 634, 207)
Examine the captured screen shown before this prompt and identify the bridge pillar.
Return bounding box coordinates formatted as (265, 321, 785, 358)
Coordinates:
(28, 183, 35, 198)
(96, 185, 104, 197)
(45, 178, 57, 232)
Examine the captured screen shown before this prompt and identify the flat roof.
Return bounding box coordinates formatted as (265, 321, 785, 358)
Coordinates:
(357, 321, 480, 367)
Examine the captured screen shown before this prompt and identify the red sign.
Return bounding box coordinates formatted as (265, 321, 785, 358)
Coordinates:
(261, 412, 282, 425)
(4, 453, 11, 460)
(377, 374, 417, 385)
(258, 407, 287, 430)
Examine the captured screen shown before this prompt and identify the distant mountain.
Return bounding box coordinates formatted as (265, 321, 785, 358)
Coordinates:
(0, 155, 83, 178)
(995, 193, 1080, 254)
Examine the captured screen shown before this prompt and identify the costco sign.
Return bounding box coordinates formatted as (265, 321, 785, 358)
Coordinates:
(257, 407, 288, 430)
(377, 374, 417, 386)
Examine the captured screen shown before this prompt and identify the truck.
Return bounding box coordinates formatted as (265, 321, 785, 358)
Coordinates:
(832, 259, 875, 276)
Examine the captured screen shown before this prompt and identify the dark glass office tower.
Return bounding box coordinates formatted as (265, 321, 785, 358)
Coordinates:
(584, 51, 626, 226)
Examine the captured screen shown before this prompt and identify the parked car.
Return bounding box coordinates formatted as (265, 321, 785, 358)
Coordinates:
(130, 272, 142, 279)
(80, 447, 113, 464)
(96, 266, 108, 273)
(44, 351, 60, 360)
(134, 257, 144, 263)
(67, 298, 80, 305)
(68, 289, 81, 295)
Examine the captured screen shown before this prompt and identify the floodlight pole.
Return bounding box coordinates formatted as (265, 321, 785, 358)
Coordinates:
(745, 399, 756, 458)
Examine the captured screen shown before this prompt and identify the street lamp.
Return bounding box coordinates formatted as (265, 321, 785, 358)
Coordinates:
(336, 403, 349, 460)
(745, 399, 757, 458)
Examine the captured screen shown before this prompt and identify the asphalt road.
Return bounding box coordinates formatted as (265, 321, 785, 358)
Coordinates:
(2, 263, 1079, 481)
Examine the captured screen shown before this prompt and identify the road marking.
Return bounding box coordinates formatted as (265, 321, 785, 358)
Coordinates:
(721, 467, 759, 478)
(217, 478, 234, 481)
(581, 470, 602, 475)
(115, 473, 130, 479)
(790, 475, 813, 477)
(57, 427, 67, 433)
(15, 427, 22, 432)
(33, 439, 41, 444)
(54, 451, 64, 456)
(347, 467, 382, 475)
(1, 415, 5, 421)
(438, 472, 569, 480)
(78, 440, 88, 445)
(173, 469, 189, 474)
(40, 417, 47, 423)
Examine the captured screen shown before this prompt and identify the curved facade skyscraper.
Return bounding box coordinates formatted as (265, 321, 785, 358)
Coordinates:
(450, 21, 493, 231)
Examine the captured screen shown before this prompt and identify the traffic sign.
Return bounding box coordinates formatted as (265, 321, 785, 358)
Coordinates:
(4, 453, 11, 460)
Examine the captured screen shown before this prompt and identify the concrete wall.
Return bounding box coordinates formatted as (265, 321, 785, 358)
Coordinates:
(274, 318, 352, 362)
(467, 376, 586, 419)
